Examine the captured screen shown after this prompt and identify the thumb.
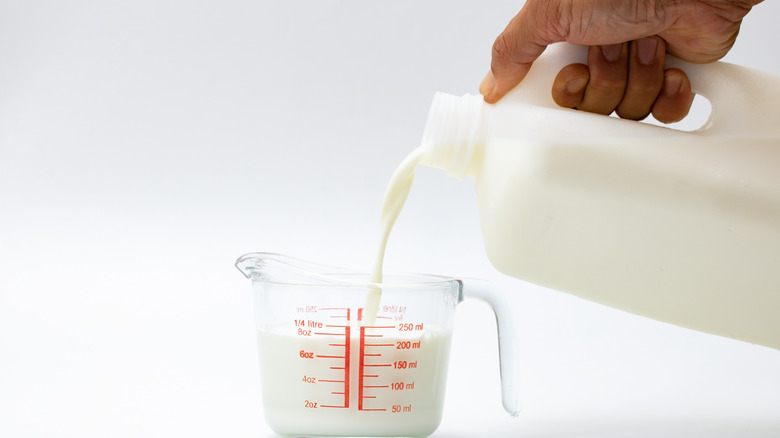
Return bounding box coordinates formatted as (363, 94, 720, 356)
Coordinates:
(480, 2, 562, 103)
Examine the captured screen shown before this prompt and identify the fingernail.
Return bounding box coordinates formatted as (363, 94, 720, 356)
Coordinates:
(664, 72, 683, 96)
(479, 71, 496, 99)
(566, 77, 588, 94)
(637, 37, 658, 65)
(601, 43, 623, 62)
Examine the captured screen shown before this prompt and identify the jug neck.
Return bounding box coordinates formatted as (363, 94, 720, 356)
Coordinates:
(420, 92, 485, 180)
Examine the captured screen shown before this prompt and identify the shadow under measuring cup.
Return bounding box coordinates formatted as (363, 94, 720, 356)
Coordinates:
(235, 252, 518, 438)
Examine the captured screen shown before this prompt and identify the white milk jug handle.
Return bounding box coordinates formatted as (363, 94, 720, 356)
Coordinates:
(503, 42, 780, 138)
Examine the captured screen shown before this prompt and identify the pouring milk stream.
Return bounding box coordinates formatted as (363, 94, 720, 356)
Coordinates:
(371, 42, 780, 350)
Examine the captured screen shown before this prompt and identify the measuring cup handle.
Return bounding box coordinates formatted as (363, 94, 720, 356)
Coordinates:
(503, 42, 780, 137)
(461, 278, 520, 417)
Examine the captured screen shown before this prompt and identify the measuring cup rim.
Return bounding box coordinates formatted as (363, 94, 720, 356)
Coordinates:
(236, 251, 461, 289)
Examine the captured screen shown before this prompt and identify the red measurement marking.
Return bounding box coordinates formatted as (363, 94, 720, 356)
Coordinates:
(344, 321, 350, 408)
(313, 308, 351, 409)
(358, 325, 366, 410)
(358, 324, 396, 411)
(319, 307, 351, 321)
(364, 325, 395, 329)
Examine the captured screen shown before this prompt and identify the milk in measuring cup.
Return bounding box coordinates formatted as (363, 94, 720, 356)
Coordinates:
(257, 322, 452, 437)
(236, 252, 518, 435)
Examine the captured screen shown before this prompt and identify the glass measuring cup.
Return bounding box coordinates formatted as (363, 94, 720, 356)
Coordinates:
(235, 252, 518, 438)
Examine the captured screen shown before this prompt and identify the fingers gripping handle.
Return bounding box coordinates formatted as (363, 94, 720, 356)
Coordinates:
(461, 279, 520, 417)
(504, 42, 780, 137)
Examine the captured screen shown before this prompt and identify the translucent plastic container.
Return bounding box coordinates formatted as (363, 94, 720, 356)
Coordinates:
(419, 43, 780, 350)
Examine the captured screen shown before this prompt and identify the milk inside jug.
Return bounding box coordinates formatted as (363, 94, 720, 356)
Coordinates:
(412, 43, 780, 350)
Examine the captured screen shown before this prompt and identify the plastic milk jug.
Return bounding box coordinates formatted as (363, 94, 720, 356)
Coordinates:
(416, 43, 780, 350)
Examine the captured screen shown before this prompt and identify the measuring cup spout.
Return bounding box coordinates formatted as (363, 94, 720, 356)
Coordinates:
(235, 252, 349, 285)
(462, 279, 520, 417)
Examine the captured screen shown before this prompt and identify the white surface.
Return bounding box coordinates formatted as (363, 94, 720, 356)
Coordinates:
(1, 1, 779, 437)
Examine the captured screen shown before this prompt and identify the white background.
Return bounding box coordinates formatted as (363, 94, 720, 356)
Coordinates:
(2, 1, 780, 437)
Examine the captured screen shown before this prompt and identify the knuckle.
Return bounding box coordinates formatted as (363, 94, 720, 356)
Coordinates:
(631, 79, 662, 95)
(590, 77, 627, 94)
(491, 33, 513, 61)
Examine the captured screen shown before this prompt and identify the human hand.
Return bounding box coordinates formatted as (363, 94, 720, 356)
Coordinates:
(479, 0, 763, 123)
